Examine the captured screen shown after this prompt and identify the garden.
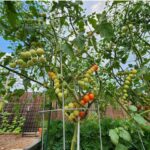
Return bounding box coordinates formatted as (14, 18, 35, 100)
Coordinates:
(0, 1, 150, 150)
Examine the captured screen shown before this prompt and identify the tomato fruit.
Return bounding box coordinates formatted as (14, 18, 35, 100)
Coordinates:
(79, 111, 85, 118)
(88, 93, 94, 100)
(83, 95, 90, 102)
(92, 64, 98, 71)
(80, 100, 86, 105)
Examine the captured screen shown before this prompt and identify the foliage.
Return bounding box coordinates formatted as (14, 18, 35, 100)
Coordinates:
(44, 118, 150, 150)
(0, 112, 25, 134)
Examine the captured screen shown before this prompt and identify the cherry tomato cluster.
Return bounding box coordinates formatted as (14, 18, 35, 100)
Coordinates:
(9, 48, 46, 68)
(48, 72, 68, 99)
(80, 93, 95, 105)
(121, 24, 133, 37)
(137, 105, 150, 111)
(65, 102, 81, 122)
(122, 69, 137, 100)
(64, 93, 95, 122)
(78, 64, 99, 88)
(120, 69, 137, 107)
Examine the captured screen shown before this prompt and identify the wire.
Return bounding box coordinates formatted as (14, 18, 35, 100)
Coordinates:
(77, 117, 80, 150)
(97, 102, 103, 150)
(60, 46, 66, 150)
(42, 92, 45, 150)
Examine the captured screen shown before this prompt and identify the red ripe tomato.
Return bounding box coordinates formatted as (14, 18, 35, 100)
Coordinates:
(83, 95, 90, 102)
(80, 100, 86, 105)
(92, 64, 98, 71)
(79, 111, 85, 118)
(88, 93, 94, 100)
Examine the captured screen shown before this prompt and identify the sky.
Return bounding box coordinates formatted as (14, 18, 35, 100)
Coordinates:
(0, 1, 106, 53)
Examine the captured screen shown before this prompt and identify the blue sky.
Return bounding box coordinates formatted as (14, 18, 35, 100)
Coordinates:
(0, 1, 105, 53)
(0, 36, 13, 53)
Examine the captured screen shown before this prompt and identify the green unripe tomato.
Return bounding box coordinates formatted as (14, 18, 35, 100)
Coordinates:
(73, 110, 79, 116)
(83, 78, 88, 82)
(20, 52, 26, 58)
(36, 48, 45, 55)
(124, 85, 129, 89)
(85, 73, 90, 78)
(121, 33, 126, 37)
(123, 89, 127, 93)
(39, 57, 46, 63)
(58, 92, 63, 99)
(54, 79, 59, 84)
(27, 60, 34, 66)
(68, 113, 75, 121)
(129, 24, 133, 29)
(55, 88, 60, 94)
(54, 82, 60, 88)
(64, 90, 68, 97)
(30, 49, 36, 56)
(17, 59, 24, 65)
(68, 103, 74, 108)
(124, 93, 128, 97)
(125, 80, 130, 85)
(129, 73, 134, 78)
(65, 105, 69, 110)
(19, 61, 27, 68)
(131, 69, 137, 74)
(32, 57, 38, 63)
(78, 80, 85, 86)
(126, 76, 131, 81)
(25, 51, 31, 58)
(9, 62, 16, 68)
(122, 26, 128, 32)
(122, 96, 126, 99)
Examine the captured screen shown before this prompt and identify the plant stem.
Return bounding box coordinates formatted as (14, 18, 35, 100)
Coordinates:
(71, 124, 77, 150)
(0, 64, 46, 88)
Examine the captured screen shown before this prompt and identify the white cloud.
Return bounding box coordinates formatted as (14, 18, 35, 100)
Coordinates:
(91, 1, 106, 13)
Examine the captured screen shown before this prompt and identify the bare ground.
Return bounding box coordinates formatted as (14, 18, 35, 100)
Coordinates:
(0, 134, 40, 150)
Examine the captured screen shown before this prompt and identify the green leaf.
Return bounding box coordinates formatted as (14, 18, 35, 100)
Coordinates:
(8, 78, 16, 86)
(4, 1, 18, 27)
(62, 42, 74, 58)
(119, 128, 131, 142)
(113, 1, 126, 5)
(95, 21, 114, 40)
(88, 17, 97, 28)
(13, 89, 24, 97)
(73, 34, 85, 50)
(134, 114, 147, 125)
(23, 79, 31, 91)
(46, 87, 56, 101)
(121, 55, 128, 64)
(109, 129, 119, 145)
(0, 52, 5, 58)
(29, 6, 38, 16)
(129, 105, 137, 112)
(115, 144, 128, 150)
(77, 20, 85, 32)
(91, 36, 97, 51)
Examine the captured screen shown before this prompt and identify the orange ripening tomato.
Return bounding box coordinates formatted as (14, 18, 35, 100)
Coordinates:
(83, 95, 90, 102)
(92, 64, 98, 71)
(80, 100, 86, 105)
(79, 111, 85, 118)
(88, 93, 94, 100)
(48, 72, 56, 79)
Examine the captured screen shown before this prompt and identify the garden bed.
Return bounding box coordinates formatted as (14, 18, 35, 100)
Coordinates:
(0, 134, 40, 150)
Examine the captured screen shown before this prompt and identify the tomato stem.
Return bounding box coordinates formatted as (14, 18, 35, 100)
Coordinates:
(71, 123, 77, 150)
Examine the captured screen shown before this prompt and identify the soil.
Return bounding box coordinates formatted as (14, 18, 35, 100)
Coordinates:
(0, 134, 40, 150)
